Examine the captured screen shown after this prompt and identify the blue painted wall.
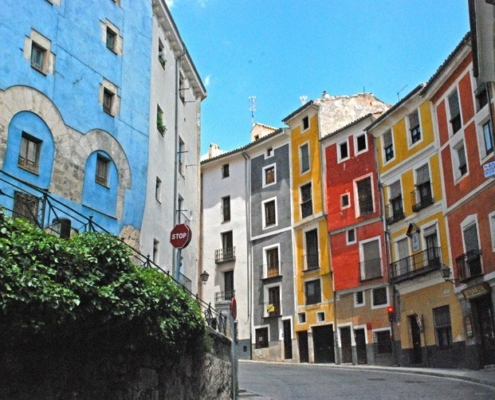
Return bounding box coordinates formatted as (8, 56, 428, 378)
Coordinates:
(0, 0, 153, 234)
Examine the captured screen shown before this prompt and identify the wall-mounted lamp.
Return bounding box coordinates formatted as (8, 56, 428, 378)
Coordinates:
(440, 264, 457, 283)
(199, 270, 209, 285)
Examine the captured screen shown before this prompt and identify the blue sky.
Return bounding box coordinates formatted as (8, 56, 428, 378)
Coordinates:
(167, 1, 470, 155)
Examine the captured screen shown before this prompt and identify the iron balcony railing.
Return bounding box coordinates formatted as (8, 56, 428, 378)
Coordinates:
(411, 185, 434, 212)
(305, 254, 319, 271)
(0, 169, 228, 337)
(261, 262, 282, 279)
(385, 202, 405, 225)
(456, 249, 483, 282)
(359, 257, 382, 281)
(215, 247, 236, 264)
(215, 290, 235, 302)
(390, 247, 442, 284)
(264, 300, 281, 317)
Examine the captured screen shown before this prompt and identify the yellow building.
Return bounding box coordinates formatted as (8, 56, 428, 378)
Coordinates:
(368, 85, 465, 368)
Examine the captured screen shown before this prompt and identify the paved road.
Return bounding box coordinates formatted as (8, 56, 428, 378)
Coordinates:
(239, 361, 495, 399)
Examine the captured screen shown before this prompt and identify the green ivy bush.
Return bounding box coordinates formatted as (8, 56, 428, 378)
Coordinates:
(0, 209, 204, 354)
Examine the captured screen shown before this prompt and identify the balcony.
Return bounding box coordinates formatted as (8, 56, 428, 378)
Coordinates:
(261, 262, 282, 280)
(390, 247, 442, 284)
(304, 254, 319, 271)
(411, 185, 434, 213)
(215, 247, 236, 264)
(264, 300, 281, 317)
(385, 202, 405, 225)
(359, 258, 382, 281)
(456, 249, 483, 282)
(215, 290, 235, 302)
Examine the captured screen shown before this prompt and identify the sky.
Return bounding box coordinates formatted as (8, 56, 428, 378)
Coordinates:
(166, 0, 470, 155)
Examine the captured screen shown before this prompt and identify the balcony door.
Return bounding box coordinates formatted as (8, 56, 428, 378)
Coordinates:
(463, 224, 482, 277)
(224, 270, 234, 301)
(396, 238, 409, 276)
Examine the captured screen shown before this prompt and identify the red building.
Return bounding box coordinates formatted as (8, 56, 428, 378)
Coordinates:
(321, 113, 393, 366)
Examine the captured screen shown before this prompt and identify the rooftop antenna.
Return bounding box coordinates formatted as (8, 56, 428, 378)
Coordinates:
(249, 96, 257, 126)
(397, 84, 408, 101)
(299, 95, 308, 105)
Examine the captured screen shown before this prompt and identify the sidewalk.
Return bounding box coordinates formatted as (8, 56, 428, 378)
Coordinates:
(238, 360, 495, 398)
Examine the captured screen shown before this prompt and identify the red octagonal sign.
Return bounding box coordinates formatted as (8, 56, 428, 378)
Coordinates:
(170, 223, 192, 249)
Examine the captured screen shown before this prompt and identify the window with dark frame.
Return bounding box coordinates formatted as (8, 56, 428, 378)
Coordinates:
(268, 286, 281, 316)
(224, 270, 234, 300)
(476, 86, 488, 111)
(457, 143, 467, 177)
(305, 279, 321, 305)
(409, 110, 421, 144)
(448, 90, 461, 134)
(152, 239, 159, 264)
(362, 239, 381, 280)
(347, 229, 355, 244)
(155, 177, 161, 202)
(264, 200, 276, 227)
(255, 327, 269, 349)
(300, 182, 312, 218)
(302, 116, 309, 130)
(103, 88, 114, 114)
(222, 164, 229, 178)
(106, 27, 116, 51)
(375, 331, 392, 354)
(383, 130, 394, 161)
(339, 141, 349, 160)
(222, 196, 231, 222)
(305, 229, 319, 270)
(30, 42, 45, 72)
(483, 121, 494, 156)
(96, 155, 109, 186)
(341, 193, 350, 208)
(300, 143, 310, 173)
(415, 165, 432, 210)
(356, 177, 373, 216)
(267, 147, 273, 157)
(372, 287, 387, 306)
(355, 291, 364, 306)
(389, 180, 403, 221)
(13, 191, 39, 225)
(266, 247, 279, 277)
(433, 305, 452, 349)
(18, 133, 41, 174)
(356, 133, 367, 152)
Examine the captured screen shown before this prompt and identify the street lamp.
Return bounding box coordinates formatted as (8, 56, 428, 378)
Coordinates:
(199, 270, 209, 285)
(440, 264, 457, 283)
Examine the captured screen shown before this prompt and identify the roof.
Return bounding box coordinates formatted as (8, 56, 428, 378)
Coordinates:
(320, 113, 374, 141)
(282, 100, 316, 123)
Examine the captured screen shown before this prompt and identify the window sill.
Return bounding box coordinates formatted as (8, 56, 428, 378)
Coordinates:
(31, 65, 47, 76)
(18, 165, 40, 176)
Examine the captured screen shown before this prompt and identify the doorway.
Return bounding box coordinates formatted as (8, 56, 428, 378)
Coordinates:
(473, 295, 495, 366)
(298, 331, 309, 363)
(313, 325, 335, 363)
(409, 314, 422, 365)
(355, 328, 368, 364)
(340, 327, 352, 363)
(283, 320, 293, 359)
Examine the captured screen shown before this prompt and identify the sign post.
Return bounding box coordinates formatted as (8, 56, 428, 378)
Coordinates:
(230, 298, 238, 399)
(170, 224, 192, 282)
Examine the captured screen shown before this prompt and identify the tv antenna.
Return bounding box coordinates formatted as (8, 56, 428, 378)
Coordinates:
(249, 96, 257, 126)
(299, 95, 308, 105)
(397, 85, 408, 101)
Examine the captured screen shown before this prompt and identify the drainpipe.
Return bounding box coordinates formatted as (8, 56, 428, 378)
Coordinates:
(173, 50, 187, 282)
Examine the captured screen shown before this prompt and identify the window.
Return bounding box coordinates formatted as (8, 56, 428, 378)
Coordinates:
(490, 212, 495, 251)
(30, 42, 45, 72)
(354, 291, 364, 307)
(266, 247, 279, 277)
(305, 279, 321, 305)
(155, 177, 161, 202)
(433, 306, 452, 349)
(413, 165, 433, 212)
(317, 312, 325, 322)
(356, 133, 367, 153)
(347, 229, 356, 244)
(255, 327, 269, 349)
(483, 121, 494, 156)
(409, 110, 421, 144)
(300, 143, 310, 173)
(356, 176, 373, 216)
(375, 330, 392, 354)
(222, 164, 229, 178)
(106, 27, 117, 51)
(300, 183, 313, 218)
(152, 239, 159, 264)
(341, 193, 350, 209)
(157, 106, 166, 134)
(383, 130, 394, 162)
(222, 196, 231, 222)
(361, 239, 381, 280)
(18, 133, 41, 174)
(263, 199, 276, 227)
(222, 231, 233, 253)
(13, 191, 39, 225)
(388, 181, 403, 223)
(103, 88, 114, 114)
(298, 312, 306, 324)
(267, 286, 281, 316)
(302, 116, 309, 130)
(305, 229, 319, 270)
(263, 165, 275, 186)
(338, 141, 349, 161)
(179, 72, 186, 103)
(158, 40, 166, 67)
(178, 137, 185, 176)
(96, 155, 109, 186)
(448, 90, 462, 134)
(476, 85, 488, 111)
(372, 287, 388, 307)
(454, 142, 468, 179)
(267, 147, 273, 157)
(224, 270, 234, 300)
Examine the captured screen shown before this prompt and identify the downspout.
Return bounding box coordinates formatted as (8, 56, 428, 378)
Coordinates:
(242, 149, 253, 359)
(173, 50, 187, 282)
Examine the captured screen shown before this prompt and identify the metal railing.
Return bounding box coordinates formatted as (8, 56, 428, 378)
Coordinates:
(411, 185, 434, 213)
(390, 247, 442, 284)
(385, 202, 405, 225)
(359, 258, 382, 281)
(215, 247, 236, 263)
(215, 290, 235, 302)
(456, 249, 483, 282)
(304, 254, 319, 271)
(0, 170, 228, 337)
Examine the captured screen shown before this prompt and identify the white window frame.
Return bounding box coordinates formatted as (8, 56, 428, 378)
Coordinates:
(341, 193, 350, 209)
(407, 109, 423, 148)
(263, 243, 281, 278)
(447, 87, 463, 136)
(300, 142, 310, 174)
(359, 236, 383, 280)
(354, 290, 365, 308)
(302, 116, 310, 132)
(316, 311, 325, 323)
(337, 139, 350, 163)
(354, 173, 375, 218)
(346, 229, 356, 245)
(303, 226, 319, 270)
(262, 197, 278, 229)
(262, 163, 277, 187)
(354, 131, 368, 155)
(266, 147, 274, 158)
(297, 312, 306, 324)
(263, 283, 282, 318)
(382, 129, 395, 164)
(460, 214, 480, 254)
(299, 181, 313, 219)
(254, 325, 270, 349)
(477, 116, 494, 162)
(304, 278, 322, 305)
(451, 138, 468, 182)
(24, 29, 55, 75)
(371, 286, 389, 310)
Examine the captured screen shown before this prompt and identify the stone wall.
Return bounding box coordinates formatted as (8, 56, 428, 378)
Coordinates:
(0, 327, 232, 400)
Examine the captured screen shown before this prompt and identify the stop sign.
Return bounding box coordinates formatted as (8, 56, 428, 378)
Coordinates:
(170, 223, 192, 249)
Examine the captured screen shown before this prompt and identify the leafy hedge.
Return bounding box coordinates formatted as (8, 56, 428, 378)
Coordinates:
(0, 209, 204, 354)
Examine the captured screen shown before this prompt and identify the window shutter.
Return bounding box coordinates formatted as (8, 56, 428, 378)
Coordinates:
(389, 181, 401, 200)
(409, 110, 419, 129)
(383, 130, 392, 147)
(448, 91, 460, 117)
(416, 165, 430, 185)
